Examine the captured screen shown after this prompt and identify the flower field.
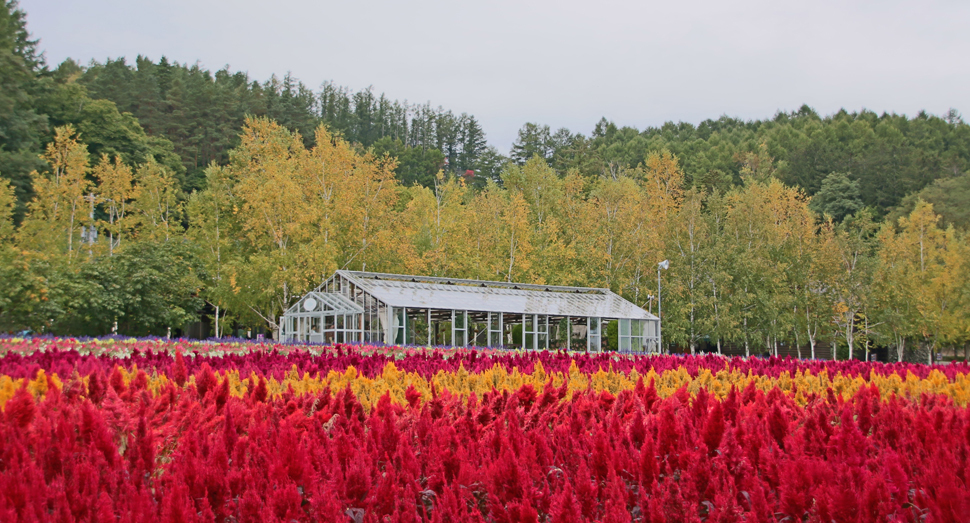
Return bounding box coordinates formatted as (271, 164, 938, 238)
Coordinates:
(1, 338, 969, 522)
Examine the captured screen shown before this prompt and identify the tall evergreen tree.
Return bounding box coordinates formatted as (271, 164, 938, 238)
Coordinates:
(0, 0, 45, 218)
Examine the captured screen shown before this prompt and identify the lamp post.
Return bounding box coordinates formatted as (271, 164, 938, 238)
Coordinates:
(657, 260, 669, 354)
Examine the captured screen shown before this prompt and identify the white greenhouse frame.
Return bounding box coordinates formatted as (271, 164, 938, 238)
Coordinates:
(280, 271, 660, 353)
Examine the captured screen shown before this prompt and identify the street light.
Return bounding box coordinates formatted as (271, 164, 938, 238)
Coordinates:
(657, 260, 669, 354)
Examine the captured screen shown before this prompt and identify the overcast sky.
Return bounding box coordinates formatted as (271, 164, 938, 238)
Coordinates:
(21, 0, 970, 152)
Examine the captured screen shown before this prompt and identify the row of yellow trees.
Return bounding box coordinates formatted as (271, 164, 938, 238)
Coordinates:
(3, 119, 968, 360)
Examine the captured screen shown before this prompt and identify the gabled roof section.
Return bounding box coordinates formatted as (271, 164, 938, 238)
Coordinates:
(285, 290, 364, 315)
(335, 271, 657, 321)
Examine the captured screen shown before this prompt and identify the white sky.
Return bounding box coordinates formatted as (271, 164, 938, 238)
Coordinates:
(21, 0, 970, 153)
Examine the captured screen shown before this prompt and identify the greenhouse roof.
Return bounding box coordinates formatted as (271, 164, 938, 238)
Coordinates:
(334, 271, 657, 321)
(284, 290, 365, 316)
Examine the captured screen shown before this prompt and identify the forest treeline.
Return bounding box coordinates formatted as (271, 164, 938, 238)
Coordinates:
(77, 59, 499, 191)
(5, 0, 970, 223)
(1, 1, 969, 360)
(510, 109, 970, 226)
(0, 2, 498, 216)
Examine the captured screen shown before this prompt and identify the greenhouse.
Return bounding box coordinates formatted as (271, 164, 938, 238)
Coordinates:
(280, 271, 660, 352)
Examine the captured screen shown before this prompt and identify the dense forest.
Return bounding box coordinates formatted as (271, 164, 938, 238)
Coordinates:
(510, 110, 970, 224)
(1, 1, 968, 361)
(76, 59, 499, 191)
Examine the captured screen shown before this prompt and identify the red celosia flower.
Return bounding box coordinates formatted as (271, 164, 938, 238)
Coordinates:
(172, 350, 187, 388)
